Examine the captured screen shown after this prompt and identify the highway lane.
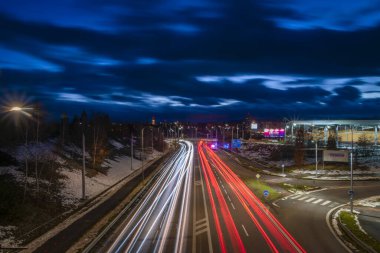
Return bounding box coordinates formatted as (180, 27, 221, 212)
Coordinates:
(107, 140, 194, 253)
(198, 141, 306, 253)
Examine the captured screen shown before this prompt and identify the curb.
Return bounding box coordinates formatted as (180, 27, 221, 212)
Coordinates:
(326, 204, 353, 253)
(337, 208, 378, 253)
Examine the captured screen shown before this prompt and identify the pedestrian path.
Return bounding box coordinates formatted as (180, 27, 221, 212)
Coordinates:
(281, 193, 340, 208)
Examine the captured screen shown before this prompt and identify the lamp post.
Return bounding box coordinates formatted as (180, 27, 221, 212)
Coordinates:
(231, 126, 234, 149)
(131, 133, 134, 171)
(350, 126, 354, 213)
(8, 106, 33, 201)
(79, 118, 87, 200)
(315, 141, 318, 178)
(141, 127, 146, 181)
(82, 125, 86, 199)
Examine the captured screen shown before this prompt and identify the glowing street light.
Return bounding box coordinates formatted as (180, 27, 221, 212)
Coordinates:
(10, 106, 23, 112)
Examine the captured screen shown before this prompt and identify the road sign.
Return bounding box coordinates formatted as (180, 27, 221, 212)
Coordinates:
(256, 173, 261, 179)
(348, 190, 354, 196)
(232, 139, 241, 148)
(263, 190, 269, 197)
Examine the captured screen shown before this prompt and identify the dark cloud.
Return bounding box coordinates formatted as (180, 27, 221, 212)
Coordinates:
(0, 1, 380, 121)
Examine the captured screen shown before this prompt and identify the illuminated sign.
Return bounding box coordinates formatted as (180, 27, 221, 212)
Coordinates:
(251, 122, 258, 130)
(323, 150, 349, 162)
(264, 128, 285, 138)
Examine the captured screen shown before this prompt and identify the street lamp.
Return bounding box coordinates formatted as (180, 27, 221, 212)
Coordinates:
(79, 120, 86, 200)
(141, 127, 146, 181)
(7, 105, 33, 201)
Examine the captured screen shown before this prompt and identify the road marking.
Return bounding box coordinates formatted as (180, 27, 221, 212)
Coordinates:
(298, 196, 309, 201)
(227, 195, 232, 202)
(326, 204, 353, 253)
(224, 189, 227, 194)
(231, 202, 236, 210)
(290, 195, 303, 200)
(305, 197, 316, 203)
(195, 218, 207, 225)
(321, 200, 331, 206)
(195, 227, 209, 236)
(193, 155, 213, 253)
(312, 199, 323, 204)
(241, 224, 249, 237)
(195, 223, 208, 232)
(328, 202, 340, 208)
(222, 184, 225, 189)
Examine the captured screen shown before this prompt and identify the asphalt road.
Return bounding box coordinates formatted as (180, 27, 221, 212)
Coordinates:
(78, 142, 379, 253)
(216, 149, 380, 253)
(32, 152, 171, 253)
(196, 142, 306, 253)
(107, 140, 194, 253)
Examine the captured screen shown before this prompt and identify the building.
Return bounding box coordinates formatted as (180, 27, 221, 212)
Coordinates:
(285, 120, 380, 146)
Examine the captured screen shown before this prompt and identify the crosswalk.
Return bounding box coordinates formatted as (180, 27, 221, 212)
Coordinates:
(281, 193, 340, 208)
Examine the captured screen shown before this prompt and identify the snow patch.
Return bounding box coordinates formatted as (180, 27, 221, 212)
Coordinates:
(356, 196, 380, 208)
(0, 226, 20, 247)
(109, 139, 125, 149)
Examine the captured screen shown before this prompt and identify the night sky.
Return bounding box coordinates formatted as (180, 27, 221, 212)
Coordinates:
(1, 0, 380, 121)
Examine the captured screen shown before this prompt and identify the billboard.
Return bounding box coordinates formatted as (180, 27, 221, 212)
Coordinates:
(263, 128, 285, 138)
(251, 122, 258, 130)
(323, 150, 349, 162)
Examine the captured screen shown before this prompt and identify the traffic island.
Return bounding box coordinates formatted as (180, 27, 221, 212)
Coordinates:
(334, 208, 380, 253)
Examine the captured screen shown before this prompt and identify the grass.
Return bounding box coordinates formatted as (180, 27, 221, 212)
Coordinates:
(243, 177, 282, 202)
(280, 183, 319, 192)
(339, 211, 380, 252)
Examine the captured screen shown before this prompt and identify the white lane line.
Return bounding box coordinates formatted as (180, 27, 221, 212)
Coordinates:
(195, 227, 208, 236)
(298, 196, 309, 201)
(241, 225, 249, 237)
(195, 223, 208, 232)
(227, 195, 232, 202)
(305, 197, 316, 203)
(312, 199, 323, 204)
(290, 195, 303, 200)
(195, 218, 207, 225)
(321, 200, 331, 206)
(231, 202, 236, 210)
(222, 184, 225, 189)
(224, 189, 227, 194)
(197, 153, 213, 253)
(328, 202, 340, 208)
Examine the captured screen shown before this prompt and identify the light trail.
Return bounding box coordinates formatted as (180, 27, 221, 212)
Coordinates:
(198, 142, 246, 253)
(108, 140, 194, 253)
(203, 143, 306, 253)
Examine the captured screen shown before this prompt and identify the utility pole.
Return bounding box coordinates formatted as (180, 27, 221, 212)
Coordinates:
(151, 127, 154, 152)
(231, 127, 234, 149)
(141, 127, 145, 181)
(350, 152, 353, 213)
(82, 129, 86, 199)
(131, 133, 133, 171)
(315, 141, 318, 178)
(350, 126, 354, 213)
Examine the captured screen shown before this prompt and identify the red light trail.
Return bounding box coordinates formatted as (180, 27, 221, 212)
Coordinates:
(198, 141, 306, 253)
